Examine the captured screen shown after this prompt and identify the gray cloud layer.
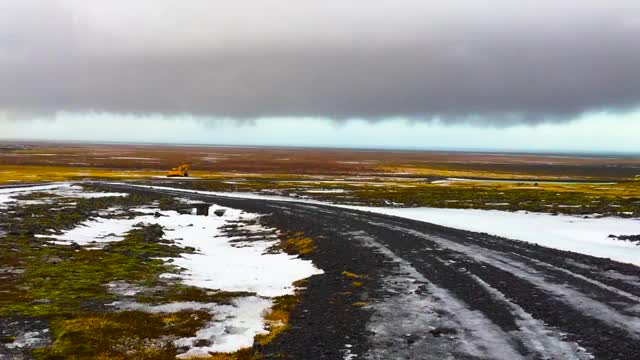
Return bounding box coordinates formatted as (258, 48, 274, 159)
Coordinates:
(1, 0, 639, 124)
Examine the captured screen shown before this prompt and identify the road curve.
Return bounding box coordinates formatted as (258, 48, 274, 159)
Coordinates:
(103, 183, 640, 360)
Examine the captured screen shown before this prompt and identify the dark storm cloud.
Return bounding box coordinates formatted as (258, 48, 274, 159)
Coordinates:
(1, 0, 640, 125)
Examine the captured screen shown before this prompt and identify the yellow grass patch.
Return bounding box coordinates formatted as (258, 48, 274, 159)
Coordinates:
(277, 232, 316, 256)
(0, 165, 162, 183)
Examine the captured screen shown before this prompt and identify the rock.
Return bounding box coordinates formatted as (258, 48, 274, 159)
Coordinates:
(213, 209, 227, 217)
(142, 224, 165, 243)
(194, 339, 212, 347)
(193, 204, 210, 216)
(45, 256, 63, 264)
(430, 327, 457, 338)
(31, 299, 52, 305)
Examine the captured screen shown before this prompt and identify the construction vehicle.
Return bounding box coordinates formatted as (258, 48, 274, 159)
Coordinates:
(167, 163, 191, 177)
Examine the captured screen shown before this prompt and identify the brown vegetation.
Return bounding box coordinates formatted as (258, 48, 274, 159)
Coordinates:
(1, 141, 639, 180)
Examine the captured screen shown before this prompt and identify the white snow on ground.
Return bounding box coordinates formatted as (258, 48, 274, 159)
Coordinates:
(0, 184, 68, 206)
(118, 184, 640, 265)
(111, 157, 159, 161)
(36, 217, 141, 245)
(117, 297, 272, 358)
(351, 230, 592, 360)
(375, 223, 640, 337)
(305, 189, 349, 193)
(0, 183, 128, 209)
(134, 207, 323, 297)
(468, 275, 595, 360)
(39, 205, 322, 296)
(348, 207, 640, 265)
(4, 330, 49, 350)
(35, 194, 322, 356)
(49, 185, 129, 199)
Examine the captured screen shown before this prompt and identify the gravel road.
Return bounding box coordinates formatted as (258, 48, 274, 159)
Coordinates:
(105, 183, 640, 360)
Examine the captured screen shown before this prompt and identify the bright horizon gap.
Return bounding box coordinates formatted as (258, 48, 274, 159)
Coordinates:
(1, 110, 639, 154)
(2, 139, 640, 157)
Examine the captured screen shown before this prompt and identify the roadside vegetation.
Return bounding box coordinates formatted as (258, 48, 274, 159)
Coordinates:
(154, 178, 640, 218)
(0, 165, 162, 183)
(0, 186, 319, 359)
(3, 144, 640, 218)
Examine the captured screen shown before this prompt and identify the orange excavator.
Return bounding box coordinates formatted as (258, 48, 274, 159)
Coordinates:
(167, 163, 191, 177)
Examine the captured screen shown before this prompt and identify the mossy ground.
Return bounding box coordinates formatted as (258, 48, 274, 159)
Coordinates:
(270, 232, 316, 256)
(3, 156, 638, 218)
(254, 295, 299, 348)
(0, 191, 205, 355)
(32, 310, 212, 360)
(0, 165, 164, 183)
(348, 180, 640, 217)
(1, 186, 314, 359)
(161, 177, 640, 217)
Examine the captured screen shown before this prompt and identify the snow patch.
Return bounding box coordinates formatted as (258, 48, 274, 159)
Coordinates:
(305, 189, 349, 194)
(115, 297, 271, 357)
(37, 205, 322, 297)
(348, 206, 640, 265)
(0, 183, 128, 209)
(37, 217, 140, 245)
(117, 183, 640, 265)
(375, 224, 640, 338)
(31, 195, 322, 355)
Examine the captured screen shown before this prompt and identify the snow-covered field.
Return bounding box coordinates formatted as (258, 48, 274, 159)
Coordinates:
(0, 183, 128, 208)
(122, 184, 640, 265)
(349, 206, 640, 266)
(130, 207, 322, 297)
(33, 197, 322, 356)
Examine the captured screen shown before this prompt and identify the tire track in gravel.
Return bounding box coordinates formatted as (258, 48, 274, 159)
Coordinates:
(102, 183, 640, 360)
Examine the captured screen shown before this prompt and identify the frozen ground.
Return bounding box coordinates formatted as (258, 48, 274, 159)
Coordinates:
(117, 296, 272, 357)
(349, 206, 640, 265)
(32, 181, 638, 359)
(352, 230, 593, 360)
(122, 184, 640, 265)
(0, 183, 128, 209)
(132, 207, 323, 297)
(33, 194, 322, 356)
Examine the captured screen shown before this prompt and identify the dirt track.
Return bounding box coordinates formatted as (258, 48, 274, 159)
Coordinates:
(105, 183, 640, 360)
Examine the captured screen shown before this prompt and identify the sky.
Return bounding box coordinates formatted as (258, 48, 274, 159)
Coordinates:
(1, 1, 639, 152)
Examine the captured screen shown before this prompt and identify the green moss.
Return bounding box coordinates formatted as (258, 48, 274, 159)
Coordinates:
(32, 310, 211, 360)
(11, 192, 60, 200)
(349, 182, 640, 217)
(158, 197, 183, 211)
(0, 222, 196, 317)
(2, 192, 158, 236)
(0, 186, 286, 358)
(137, 283, 255, 305)
(140, 178, 640, 217)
